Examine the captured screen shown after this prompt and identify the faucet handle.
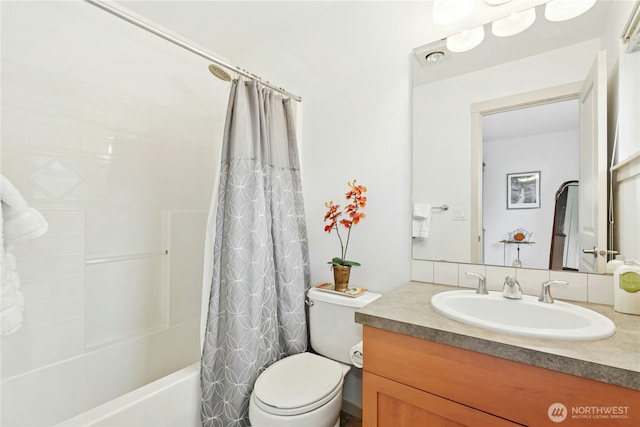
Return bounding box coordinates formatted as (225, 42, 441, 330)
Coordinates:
(465, 272, 488, 295)
(538, 280, 569, 304)
(502, 275, 522, 300)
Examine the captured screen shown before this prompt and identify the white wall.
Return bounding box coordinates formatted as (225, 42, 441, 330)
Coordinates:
(1, 2, 224, 424)
(601, 0, 640, 263)
(206, 1, 636, 412)
(483, 130, 579, 269)
(225, 3, 439, 296)
(412, 39, 601, 264)
(614, 30, 640, 264)
(223, 2, 433, 411)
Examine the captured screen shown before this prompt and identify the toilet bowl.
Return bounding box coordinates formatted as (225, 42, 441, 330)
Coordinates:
(249, 352, 350, 427)
(248, 288, 381, 427)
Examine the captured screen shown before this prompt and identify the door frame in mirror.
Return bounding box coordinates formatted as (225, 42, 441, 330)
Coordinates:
(469, 81, 584, 264)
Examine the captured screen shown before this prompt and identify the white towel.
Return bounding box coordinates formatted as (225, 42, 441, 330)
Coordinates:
(2, 176, 48, 242)
(412, 203, 432, 239)
(1, 175, 48, 337)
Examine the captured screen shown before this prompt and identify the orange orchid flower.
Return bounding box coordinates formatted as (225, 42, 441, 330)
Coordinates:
(323, 179, 367, 266)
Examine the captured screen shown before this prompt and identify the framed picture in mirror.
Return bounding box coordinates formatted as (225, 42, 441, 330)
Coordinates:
(507, 171, 540, 209)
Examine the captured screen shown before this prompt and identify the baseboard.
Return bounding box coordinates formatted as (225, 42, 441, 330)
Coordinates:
(341, 399, 362, 419)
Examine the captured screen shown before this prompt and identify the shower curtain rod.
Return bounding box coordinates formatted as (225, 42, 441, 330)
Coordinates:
(84, 0, 302, 102)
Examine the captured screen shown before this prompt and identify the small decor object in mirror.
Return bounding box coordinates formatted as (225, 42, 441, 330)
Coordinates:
(507, 171, 540, 209)
(323, 179, 367, 292)
(502, 228, 535, 268)
(508, 228, 532, 243)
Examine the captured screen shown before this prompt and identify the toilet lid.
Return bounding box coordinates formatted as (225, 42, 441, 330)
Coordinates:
(253, 353, 343, 413)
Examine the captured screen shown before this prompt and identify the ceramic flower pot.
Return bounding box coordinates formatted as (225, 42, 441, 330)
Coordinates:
(333, 265, 351, 292)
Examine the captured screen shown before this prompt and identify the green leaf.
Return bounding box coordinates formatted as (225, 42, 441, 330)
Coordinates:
(328, 257, 360, 267)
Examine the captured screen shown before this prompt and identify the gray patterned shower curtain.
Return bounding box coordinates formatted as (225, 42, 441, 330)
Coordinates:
(200, 78, 310, 427)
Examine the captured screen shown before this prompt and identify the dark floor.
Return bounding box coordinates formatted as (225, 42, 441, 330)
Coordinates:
(340, 411, 362, 427)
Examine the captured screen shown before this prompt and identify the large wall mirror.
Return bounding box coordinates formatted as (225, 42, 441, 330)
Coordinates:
(411, 1, 633, 274)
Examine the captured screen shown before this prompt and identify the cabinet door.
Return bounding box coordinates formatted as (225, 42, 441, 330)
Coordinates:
(363, 372, 524, 427)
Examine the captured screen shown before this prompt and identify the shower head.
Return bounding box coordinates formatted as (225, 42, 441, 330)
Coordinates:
(208, 64, 232, 81)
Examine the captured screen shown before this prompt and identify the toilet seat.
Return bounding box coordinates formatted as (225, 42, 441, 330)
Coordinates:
(252, 352, 344, 416)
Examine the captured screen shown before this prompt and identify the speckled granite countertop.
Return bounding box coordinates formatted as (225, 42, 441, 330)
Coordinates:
(355, 282, 640, 390)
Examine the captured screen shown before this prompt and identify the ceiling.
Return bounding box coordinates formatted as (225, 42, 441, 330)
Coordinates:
(104, 1, 613, 135)
(115, 0, 574, 74)
(116, 1, 338, 63)
(112, 1, 614, 92)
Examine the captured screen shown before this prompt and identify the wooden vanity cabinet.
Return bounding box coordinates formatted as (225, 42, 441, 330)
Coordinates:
(362, 326, 639, 427)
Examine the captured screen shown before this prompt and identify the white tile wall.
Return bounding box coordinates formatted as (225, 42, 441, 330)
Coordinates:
(549, 270, 588, 302)
(85, 257, 165, 348)
(2, 211, 86, 378)
(1, 32, 221, 426)
(588, 274, 615, 305)
(169, 211, 208, 326)
(434, 261, 459, 285)
(516, 268, 551, 296)
(412, 259, 614, 304)
(411, 259, 433, 283)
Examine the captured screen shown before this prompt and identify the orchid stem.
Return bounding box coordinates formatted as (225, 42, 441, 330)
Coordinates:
(343, 227, 352, 262)
(335, 224, 345, 261)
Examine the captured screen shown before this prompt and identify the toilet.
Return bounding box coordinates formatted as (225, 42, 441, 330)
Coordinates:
(249, 287, 381, 427)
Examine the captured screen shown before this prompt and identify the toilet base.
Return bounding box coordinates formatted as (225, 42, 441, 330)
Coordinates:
(249, 388, 343, 427)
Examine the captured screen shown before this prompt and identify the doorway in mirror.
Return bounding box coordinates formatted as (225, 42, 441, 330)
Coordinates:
(481, 99, 579, 269)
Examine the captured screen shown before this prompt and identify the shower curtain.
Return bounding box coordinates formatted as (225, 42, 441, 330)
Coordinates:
(200, 78, 310, 427)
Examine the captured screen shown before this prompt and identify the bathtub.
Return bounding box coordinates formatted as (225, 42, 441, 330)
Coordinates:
(57, 363, 201, 427)
(1, 320, 201, 426)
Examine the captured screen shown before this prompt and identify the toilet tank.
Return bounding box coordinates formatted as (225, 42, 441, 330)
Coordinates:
(307, 287, 381, 364)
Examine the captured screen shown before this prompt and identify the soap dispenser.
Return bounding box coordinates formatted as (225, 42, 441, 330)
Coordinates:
(613, 259, 640, 315)
(606, 255, 625, 275)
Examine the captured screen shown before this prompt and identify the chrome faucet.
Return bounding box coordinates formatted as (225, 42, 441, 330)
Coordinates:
(538, 280, 569, 304)
(465, 272, 488, 295)
(502, 276, 522, 300)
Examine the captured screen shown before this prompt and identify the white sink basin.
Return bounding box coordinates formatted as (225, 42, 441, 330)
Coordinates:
(431, 290, 615, 341)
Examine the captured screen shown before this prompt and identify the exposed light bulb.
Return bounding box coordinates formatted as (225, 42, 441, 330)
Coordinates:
(425, 51, 446, 63)
(447, 26, 485, 52)
(433, 0, 475, 26)
(545, 0, 597, 22)
(492, 8, 536, 37)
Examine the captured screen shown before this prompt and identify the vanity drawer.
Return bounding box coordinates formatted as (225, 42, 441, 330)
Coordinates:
(363, 326, 639, 426)
(363, 370, 523, 426)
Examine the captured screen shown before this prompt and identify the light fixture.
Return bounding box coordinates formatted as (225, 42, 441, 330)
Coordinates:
(447, 26, 485, 52)
(432, 0, 475, 26)
(544, 0, 597, 22)
(492, 8, 536, 37)
(434, 0, 594, 58)
(425, 51, 446, 63)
